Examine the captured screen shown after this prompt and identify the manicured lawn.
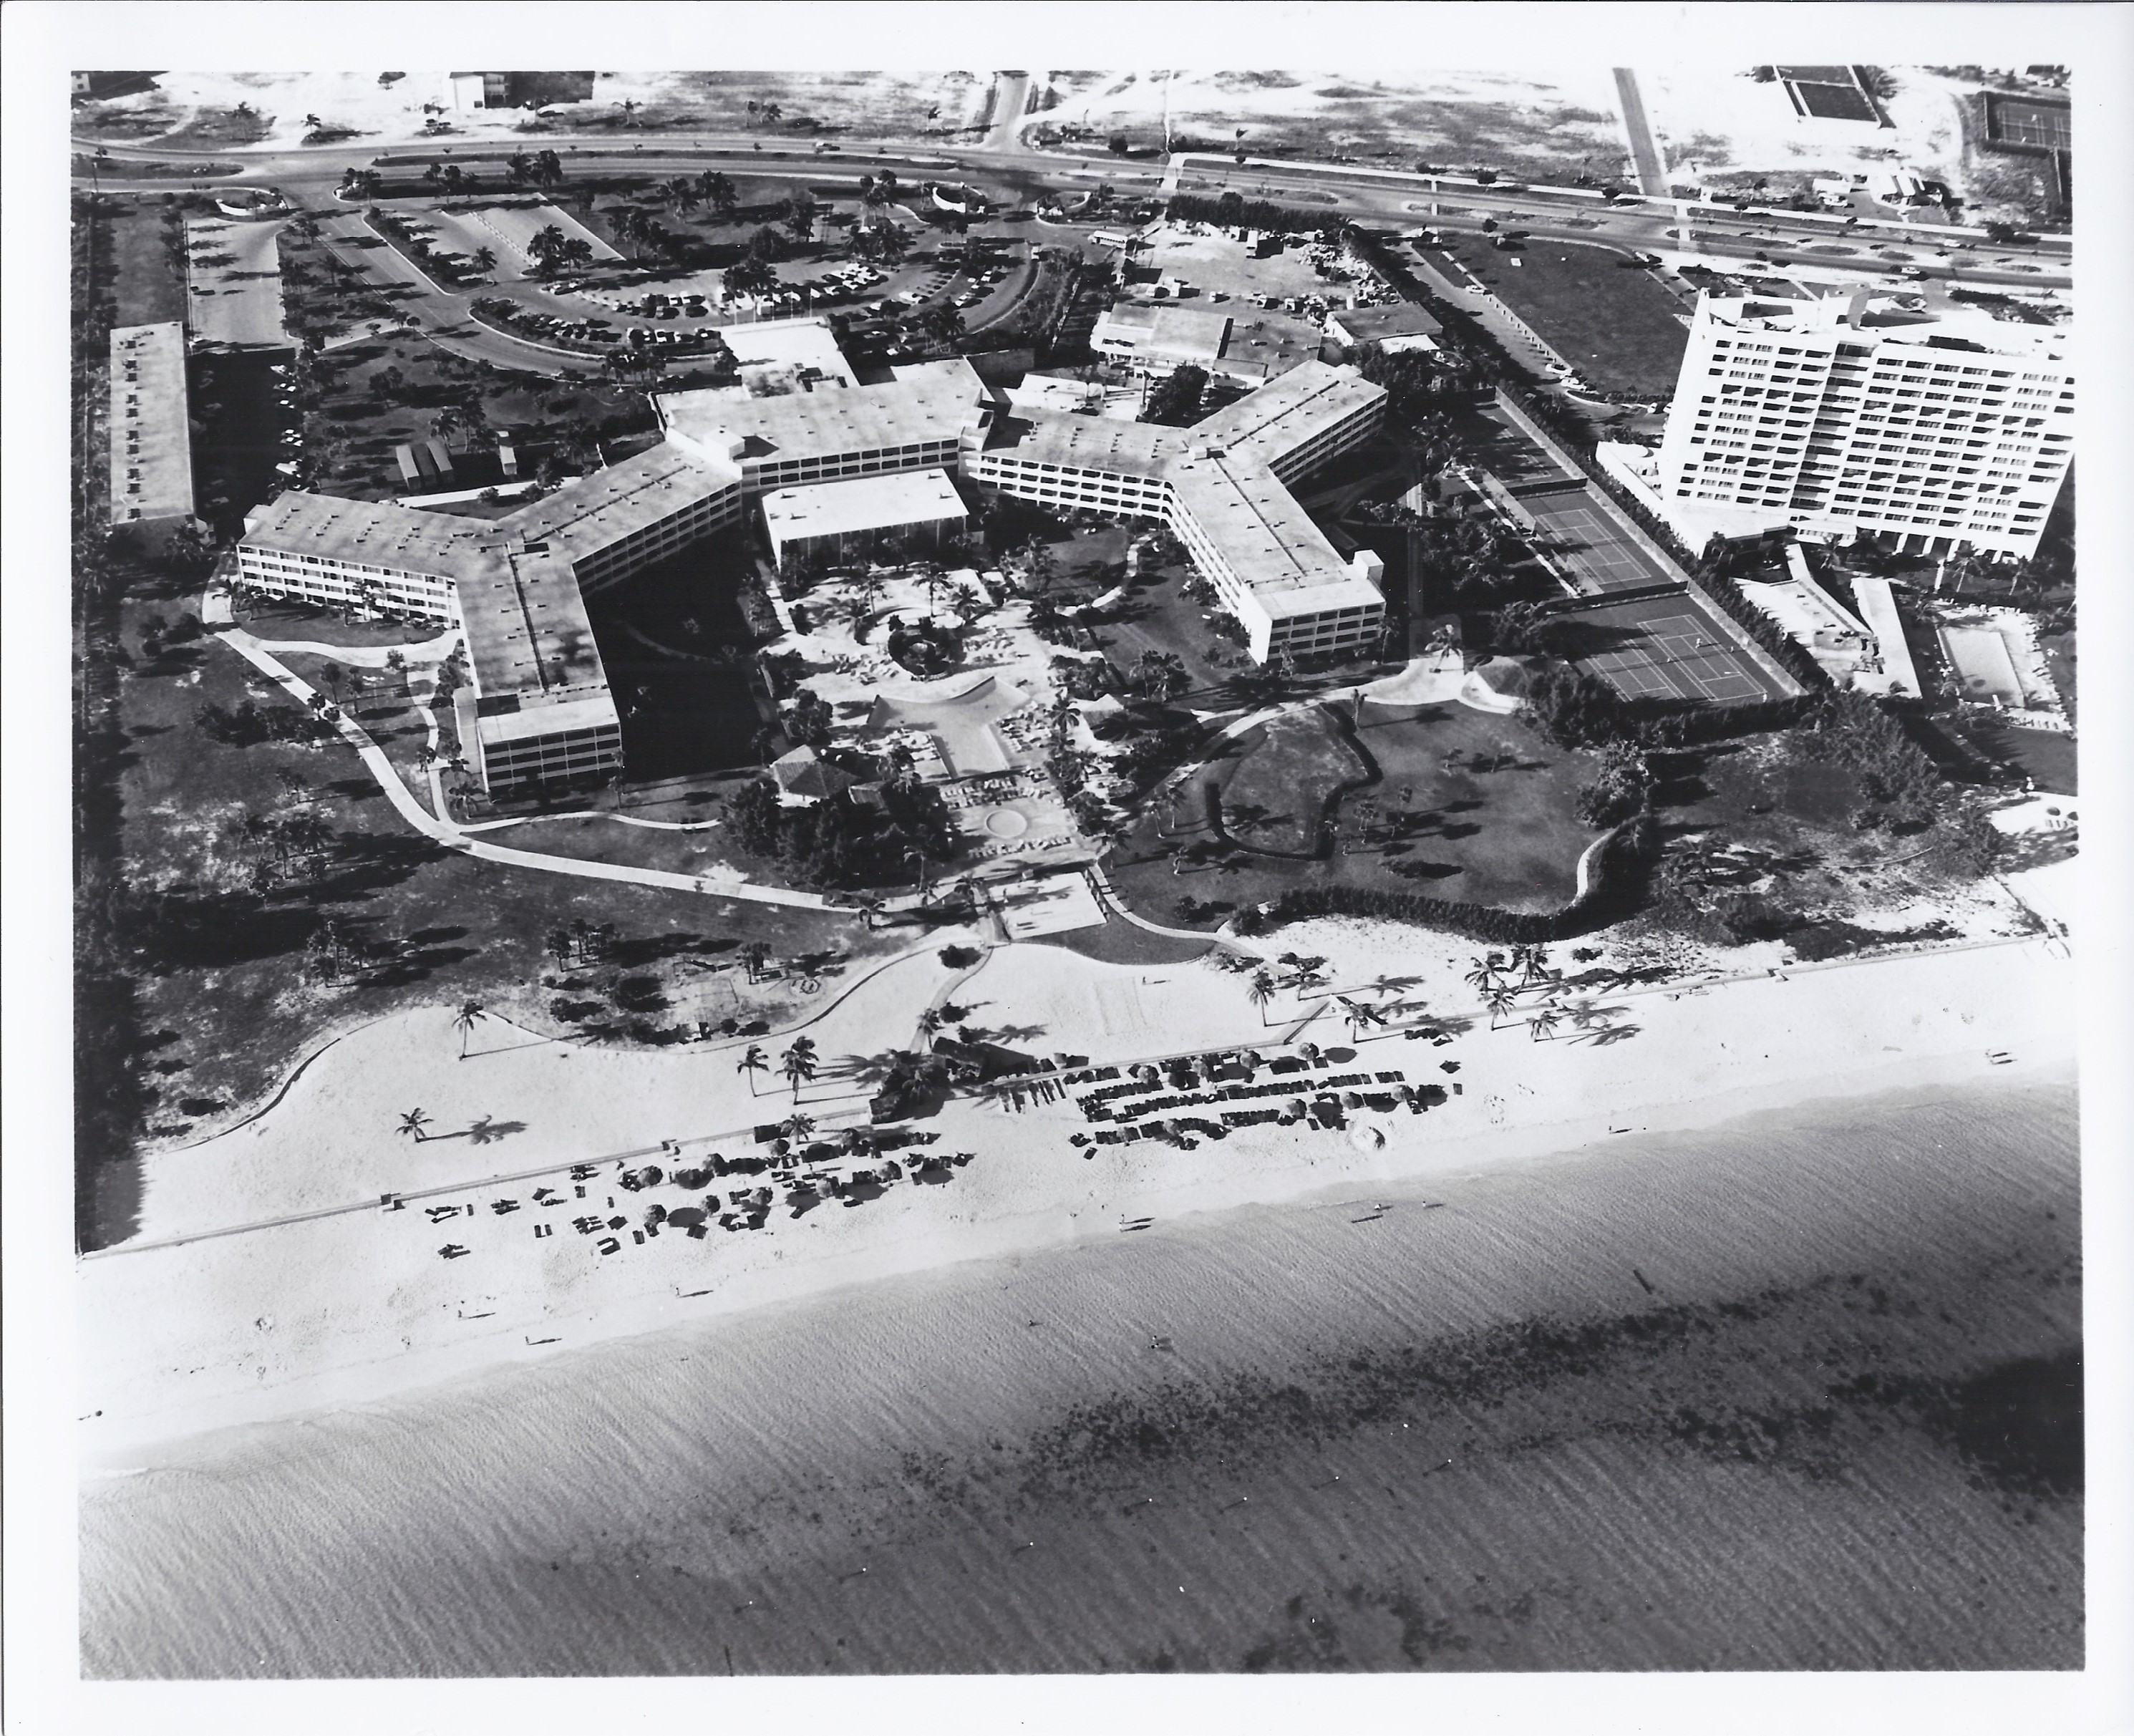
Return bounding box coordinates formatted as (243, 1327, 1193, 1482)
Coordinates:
(1211, 707, 1369, 855)
(1108, 699, 1602, 929)
(102, 622, 874, 1163)
(1091, 563, 1254, 702)
(236, 602, 445, 649)
(1437, 235, 1689, 397)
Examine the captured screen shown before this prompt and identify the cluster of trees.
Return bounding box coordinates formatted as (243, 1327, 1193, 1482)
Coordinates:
(1266, 811, 1659, 942)
(1574, 740, 1652, 828)
(1352, 342, 1485, 418)
(1166, 192, 1339, 237)
(523, 221, 597, 276)
(1795, 688, 1946, 829)
(781, 686, 836, 750)
(1412, 513, 1524, 605)
(1140, 364, 1209, 427)
(194, 697, 331, 748)
(725, 769, 958, 891)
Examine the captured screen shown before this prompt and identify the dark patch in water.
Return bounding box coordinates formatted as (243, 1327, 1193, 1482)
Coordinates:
(1933, 1352, 2084, 1498)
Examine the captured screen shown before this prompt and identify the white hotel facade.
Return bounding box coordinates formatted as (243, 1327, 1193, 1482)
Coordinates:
(238, 325, 1389, 792)
(1654, 291, 2074, 561)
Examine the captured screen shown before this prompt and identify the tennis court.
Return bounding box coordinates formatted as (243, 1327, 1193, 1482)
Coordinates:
(1985, 94, 2072, 153)
(1520, 488, 1682, 595)
(1558, 596, 1788, 705)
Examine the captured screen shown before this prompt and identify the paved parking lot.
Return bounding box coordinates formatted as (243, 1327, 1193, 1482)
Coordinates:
(185, 215, 292, 349)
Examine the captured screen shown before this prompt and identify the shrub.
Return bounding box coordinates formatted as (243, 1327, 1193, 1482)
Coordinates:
(1265, 812, 1659, 941)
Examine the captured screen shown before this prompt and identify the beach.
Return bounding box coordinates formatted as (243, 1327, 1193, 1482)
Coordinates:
(80, 1068, 2080, 1675)
(78, 916, 2074, 1463)
(77, 922, 2085, 1675)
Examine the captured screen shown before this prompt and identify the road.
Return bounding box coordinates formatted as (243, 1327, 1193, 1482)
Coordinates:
(982, 72, 1034, 154)
(1611, 68, 1668, 198)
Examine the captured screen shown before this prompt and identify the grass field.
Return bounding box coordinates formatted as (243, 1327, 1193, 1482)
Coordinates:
(1437, 235, 1689, 397)
(1110, 699, 1599, 929)
(100, 615, 873, 1179)
(1213, 708, 1370, 855)
(297, 331, 656, 501)
(1041, 70, 1631, 182)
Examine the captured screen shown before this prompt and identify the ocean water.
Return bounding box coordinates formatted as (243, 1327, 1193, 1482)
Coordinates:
(80, 1075, 2082, 1676)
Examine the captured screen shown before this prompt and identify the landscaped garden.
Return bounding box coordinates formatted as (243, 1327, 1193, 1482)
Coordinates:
(1110, 697, 1604, 931)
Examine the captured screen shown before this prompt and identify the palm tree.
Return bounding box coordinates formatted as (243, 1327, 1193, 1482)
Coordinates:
(1463, 956, 1498, 996)
(781, 1037, 819, 1099)
(737, 1044, 769, 1095)
(453, 999, 487, 1059)
(1528, 1005, 1563, 1042)
(397, 1107, 432, 1142)
(1484, 984, 1518, 1029)
(781, 1110, 817, 1148)
(1521, 946, 1552, 987)
(472, 246, 496, 277)
(742, 941, 770, 983)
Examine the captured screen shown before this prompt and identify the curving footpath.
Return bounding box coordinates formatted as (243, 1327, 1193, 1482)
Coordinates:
(215, 627, 840, 911)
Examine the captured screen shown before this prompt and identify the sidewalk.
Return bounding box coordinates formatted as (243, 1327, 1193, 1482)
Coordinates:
(215, 629, 843, 912)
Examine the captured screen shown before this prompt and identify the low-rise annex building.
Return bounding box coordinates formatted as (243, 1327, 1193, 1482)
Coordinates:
(108, 323, 197, 530)
(761, 468, 970, 575)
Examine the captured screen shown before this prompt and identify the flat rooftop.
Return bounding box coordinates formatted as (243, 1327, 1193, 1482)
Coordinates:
(722, 315, 856, 377)
(1329, 301, 1443, 341)
(240, 489, 609, 704)
(762, 467, 969, 542)
(108, 323, 195, 525)
(475, 690, 621, 747)
(500, 443, 737, 561)
(1187, 359, 1385, 469)
(982, 412, 1188, 481)
(1699, 291, 2072, 362)
(1167, 450, 1380, 616)
(457, 540, 610, 702)
(658, 355, 985, 467)
(1095, 302, 1234, 364)
(241, 488, 519, 576)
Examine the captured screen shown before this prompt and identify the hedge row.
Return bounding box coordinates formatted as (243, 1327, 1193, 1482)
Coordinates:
(1692, 563, 1830, 690)
(1262, 812, 1660, 944)
(1165, 193, 1342, 237)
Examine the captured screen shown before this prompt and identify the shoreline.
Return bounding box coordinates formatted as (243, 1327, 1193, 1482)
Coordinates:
(80, 928, 2077, 1466)
(82, 1067, 2084, 1677)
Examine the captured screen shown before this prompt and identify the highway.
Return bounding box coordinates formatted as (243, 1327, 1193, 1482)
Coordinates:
(77, 107, 2069, 392)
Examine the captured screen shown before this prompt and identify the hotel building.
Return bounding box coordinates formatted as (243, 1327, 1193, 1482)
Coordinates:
(1655, 291, 2075, 560)
(238, 328, 1389, 792)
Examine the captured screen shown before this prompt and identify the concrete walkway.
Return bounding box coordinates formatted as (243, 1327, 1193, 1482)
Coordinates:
(215, 628, 841, 911)
(1611, 69, 1669, 198)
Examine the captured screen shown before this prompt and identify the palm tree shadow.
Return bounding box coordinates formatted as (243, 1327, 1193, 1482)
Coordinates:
(465, 1117, 528, 1145)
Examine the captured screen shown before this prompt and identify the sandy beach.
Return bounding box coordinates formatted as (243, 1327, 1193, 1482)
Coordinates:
(80, 1067, 2080, 1675)
(80, 918, 2075, 1463)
